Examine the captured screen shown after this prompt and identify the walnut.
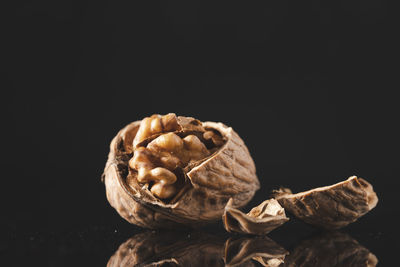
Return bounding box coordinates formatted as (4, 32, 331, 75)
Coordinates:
(223, 198, 289, 235)
(272, 176, 378, 229)
(103, 113, 259, 228)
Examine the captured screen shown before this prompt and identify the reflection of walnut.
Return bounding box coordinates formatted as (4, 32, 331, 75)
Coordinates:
(103, 113, 259, 229)
(107, 231, 288, 267)
(107, 231, 226, 267)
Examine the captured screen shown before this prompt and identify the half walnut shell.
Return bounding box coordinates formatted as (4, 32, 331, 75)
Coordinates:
(102, 114, 260, 229)
(272, 176, 378, 229)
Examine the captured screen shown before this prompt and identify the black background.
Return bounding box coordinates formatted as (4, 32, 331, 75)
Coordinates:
(2, 1, 398, 266)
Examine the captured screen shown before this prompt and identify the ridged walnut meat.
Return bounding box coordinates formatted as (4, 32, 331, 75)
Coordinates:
(103, 113, 259, 228)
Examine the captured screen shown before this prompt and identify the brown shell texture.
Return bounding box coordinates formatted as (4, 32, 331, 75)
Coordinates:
(282, 231, 378, 266)
(103, 116, 260, 228)
(224, 236, 288, 267)
(272, 176, 378, 229)
(223, 198, 289, 235)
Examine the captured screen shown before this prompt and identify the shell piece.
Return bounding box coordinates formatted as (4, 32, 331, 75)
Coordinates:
(224, 236, 288, 267)
(272, 176, 378, 229)
(223, 198, 289, 235)
(107, 231, 226, 267)
(103, 114, 260, 228)
(282, 231, 378, 266)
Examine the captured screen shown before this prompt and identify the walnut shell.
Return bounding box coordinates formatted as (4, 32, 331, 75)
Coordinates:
(223, 198, 289, 235)
(103, 115, 260, 228)
(272, 176, 378, 229)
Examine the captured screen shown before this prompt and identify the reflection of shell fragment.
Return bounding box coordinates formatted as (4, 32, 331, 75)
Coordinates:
(223, 198, 289, 235)
(282, 231, 378, 266)
(224, 236, 288, 267)
(103, 113, 260, 228)
(272, 176, 378, 229)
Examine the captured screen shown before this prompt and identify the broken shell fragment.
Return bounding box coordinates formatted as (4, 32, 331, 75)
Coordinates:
(223, 198, 289, 235)
(282, 231, 378, 267)
(272, 176, 378, 229)
(224, 236, 288, 267)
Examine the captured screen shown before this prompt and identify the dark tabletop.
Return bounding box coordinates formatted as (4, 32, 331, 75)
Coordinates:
(2, 1, 398, 266)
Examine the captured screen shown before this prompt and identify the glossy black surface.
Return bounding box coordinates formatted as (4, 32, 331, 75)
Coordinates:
(1, 218, 395, 266)
(3, 1, 397, 266)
